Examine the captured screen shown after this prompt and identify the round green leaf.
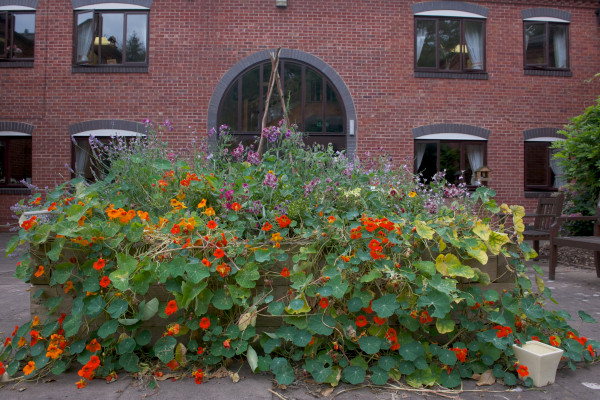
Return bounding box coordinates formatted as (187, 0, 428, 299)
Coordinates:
(213, 288, 234, 310)
(358, 336, 382, 355)
(267, 301, 285, 315)
(51, 359, 68, 375)
(440, 368, 461, 388)
(504, 372, 517, 386)
(107, 299, 129, 318)
(275, 365, 295, 385)
(289, 299, 305, 311)
(154, 336, 177, 363)
(369, 366, 389, 385)
(372, 294, 399, 318)
(119, 352, 140, 372)
(399, 341, 425, 362)
(438, 348, 457, 366)
(312, 366, 332, 383)
(378, 356, 396, 371)
(347, 297, 363, 313)
(308, 315, 335, 336)
(292, 330, 312, 347)
(118, 337, 136, 354)
(136, 330, 152, 346)
(343, 365, 366, 385)
(97, 319, 118, 338)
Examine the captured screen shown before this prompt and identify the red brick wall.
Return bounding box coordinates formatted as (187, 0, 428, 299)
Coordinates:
(1, 0, 599, 228)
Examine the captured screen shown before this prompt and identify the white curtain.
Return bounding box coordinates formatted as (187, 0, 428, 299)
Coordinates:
(550, 147, 566, 188)
(416, 26, 428, 64)
(466, 145, 484, 184)
(77, 18, 94, 62)
(465, 22, 483, 70)
(416, 142, 427, 170)
(553, 28, 567, 68)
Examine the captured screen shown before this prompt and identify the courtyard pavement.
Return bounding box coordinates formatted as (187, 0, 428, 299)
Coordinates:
(0, 233, 598, 400)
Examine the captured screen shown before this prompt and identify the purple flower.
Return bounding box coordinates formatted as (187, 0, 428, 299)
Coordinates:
(232, 143, 244, 161)
(163, 119, 173, 131)
(263, 171, 278, 189)
(247, 151, 260, 165)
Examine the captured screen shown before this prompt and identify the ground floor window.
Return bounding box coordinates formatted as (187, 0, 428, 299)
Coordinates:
(524, 141, 564, 191)
(415, 140, 486, 185)
(72, 134, 142, 181)
(0, 137, 32, 187)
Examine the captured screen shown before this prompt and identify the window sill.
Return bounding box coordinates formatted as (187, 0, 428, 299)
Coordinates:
(524, 191, 558, 198)
(524, 69, 572, 77)
(72, 65, 148, 74)
(0, 187, 31, 195)
(414, 71, 488, 80)
(0, 61, 34, 68)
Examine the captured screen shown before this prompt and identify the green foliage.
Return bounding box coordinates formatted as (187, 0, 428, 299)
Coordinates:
(3, 122, 597, 389)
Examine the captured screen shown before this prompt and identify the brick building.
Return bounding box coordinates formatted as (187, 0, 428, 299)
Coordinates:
(1, 0, 599, 228)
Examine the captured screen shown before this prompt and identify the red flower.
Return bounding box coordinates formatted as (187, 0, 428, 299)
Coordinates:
(390, 342, 400, 351)
(171, 224, 181, 235)
(199, 317, 210, 329)
(493, 325, 512, 338)
(587, 344, 595, 357)
(197, 346, 204, 355)
(213, 248, 225, 258)
(47, 202, 57, 211)
(166, 359, 179, 371)
(549, 335, 560, 347)
(516, 364, 529, 378)
(192, 369, 203, 384)
(261, 222, 272, 231)
(93, 258, 105, 270)
(373, 316, 387, 326)
(202, 258, 211, 267)
(356, 315, 368, 328)
(34, 265, 44, 277)
(207, 220, 217, 230)
(319, 298, 329, 309)
(362, 300, 373, 314)
(451, 347, 468, 363)
(531, 336, 539, 341)
(216, 263, 231, 277)
(327, 216, 336, 224)
(385, 328, 397, 342)
(99, 276, 110, 288)
(276, 215, 291, 228)
(223, 339, 230, 349)
(165, 300, 178, 316)
(76, 379, 87, 389)
(419, 310, 433, 324)
(231, 202, 242, 211)
(281, 268, 290, 277)
(0, 362, 5, 376)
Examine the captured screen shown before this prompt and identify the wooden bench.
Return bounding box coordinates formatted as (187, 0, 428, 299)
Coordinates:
(522, 194, 564, 258)
(548, 199, 600, 281)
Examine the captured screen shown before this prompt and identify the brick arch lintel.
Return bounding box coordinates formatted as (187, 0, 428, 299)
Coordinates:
(411, 1, 488, 17)
(523, 127, 564, 141)
(521, 8, 571, 22)
(412, 124, 490, 139)
(0, 1, 38, 8)
(68, 120, 147, 136)
(0, 121, 34, 135)
(207, 49, 357, 156)
(72, 0, 152, 8)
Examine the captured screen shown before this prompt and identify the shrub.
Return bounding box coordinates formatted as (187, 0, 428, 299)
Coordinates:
(2, 122, 597, 389)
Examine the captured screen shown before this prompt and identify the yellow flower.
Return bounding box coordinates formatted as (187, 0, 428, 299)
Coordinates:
(271, 232, 283, 242)
(408, 191, 417, 198)
(170, 199, 187, 211)
(204, 207, 215, 216)
(197, 199, 207, 208)
(32, 315, 40, 326)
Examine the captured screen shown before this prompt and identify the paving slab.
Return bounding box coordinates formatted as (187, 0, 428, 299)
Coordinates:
(1, 234, 599, 399)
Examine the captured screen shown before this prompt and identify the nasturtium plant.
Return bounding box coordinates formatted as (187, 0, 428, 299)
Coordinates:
(1, 121, 597, 390)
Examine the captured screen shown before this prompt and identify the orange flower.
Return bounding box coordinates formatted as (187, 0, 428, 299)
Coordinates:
(17, 337, 27, 347)
(30, 196, 41, 205)
(231, 202, 242, 211)
(64, 280, 74, 293)
(223, 339, 230, 349)
(385, 328, 397, 342)
(34, 265, 44, 277)
(32, 315, 40, 326)
(262, 222, 272, 231)
(192, 369, 203, 384)
(204, 207, 215, 216)
(23, 361, 35, 376)
(30, 330, 40, 346)
(93, 258, 105, 270)
(516, 364, 529, 378)
(99, 276, 110, 288)
(451, 347, 468, 363)
(549, 335, 560, 347)
(165, 300, 178, 316)
(202, 258, 211, 267)
(327, 216, 336, 224)
(210, 247, 225, 259)
(199, 317, 211, 330)
(207, 220, 217, 230)
(86, 339, 101, 353)
(493, 325, 512, 338)
(76, 379, 87, 389)
(276, 215, 292, 228)
(216, 263, 231, 277)
(356, 315, 368, 328)
(281, 268, 290, 278)
(319, 298, 329, 309)
(171, 224, 181, 235)
(21, 215, 37, 230)
(47, 202, 57, 211)
(137, 210, 149, 220)
(197, 199, 207, 208)
(373, 316, 387, 326)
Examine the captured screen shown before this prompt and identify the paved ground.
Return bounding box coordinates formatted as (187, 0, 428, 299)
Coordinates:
(0, 233, 599, 400)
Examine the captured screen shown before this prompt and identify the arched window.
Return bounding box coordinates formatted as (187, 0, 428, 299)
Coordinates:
(218, 60, 347, 150)
(0, 121, 33, 188)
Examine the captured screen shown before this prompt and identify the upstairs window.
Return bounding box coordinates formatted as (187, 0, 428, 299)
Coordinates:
(524, 22, 569, 70)
(0, 10, 35, 61)
(415, 17, 485, 73)
(74, 9, 148, 66)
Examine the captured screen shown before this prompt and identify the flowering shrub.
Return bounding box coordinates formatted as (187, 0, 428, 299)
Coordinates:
(1, 122, 598, 389)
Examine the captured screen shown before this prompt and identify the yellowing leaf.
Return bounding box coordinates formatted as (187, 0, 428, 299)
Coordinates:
(467, 243, 488, 265)
(415, 221, 435, 240)
(175, 342, 187, 366)
(435, 318, 455, 334)
(510, 205, 525, 219)
(473, 221, 491, 241)
(285, 292, 311, 315)
(486, 231, 510, 254)
(435, 254, 461, 276)
(500, 204, 512, 214)
(535, 275, 545, 294)
(238, 308, 257, 331)
(438, 239, 446, 252)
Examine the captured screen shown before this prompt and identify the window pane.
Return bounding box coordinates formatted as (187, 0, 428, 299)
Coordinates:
(263, 64, 283, 126)
(13, 13, 35, 59)
(417, 143, 438, 182)
(549, 24, 567, 68)
(0, 141, 5, 184)
(4, 138, 32, 184)
(220, 81, 239, 130)
(241, 66, 260, 132)
(0, 13, 6, 57)
(525, 142, 550, 186)
(325, 83, 343, 133)
(416, 20, 436, 68)
(76, 12, 94, 63)
(525, 23, 546, 65)
(440, 142, 461, 183)
(284, 63, 302, 128)
(305, 68, 322, 132)
(125, 14, 147, 62)
(438, 20, 460, 70)
(101, 13, 124, 64)
(464, 21, 484, 70)
(74, 138, 94, 180)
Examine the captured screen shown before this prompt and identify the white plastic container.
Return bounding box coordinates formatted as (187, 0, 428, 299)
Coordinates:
(512, 341, 564, 387)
